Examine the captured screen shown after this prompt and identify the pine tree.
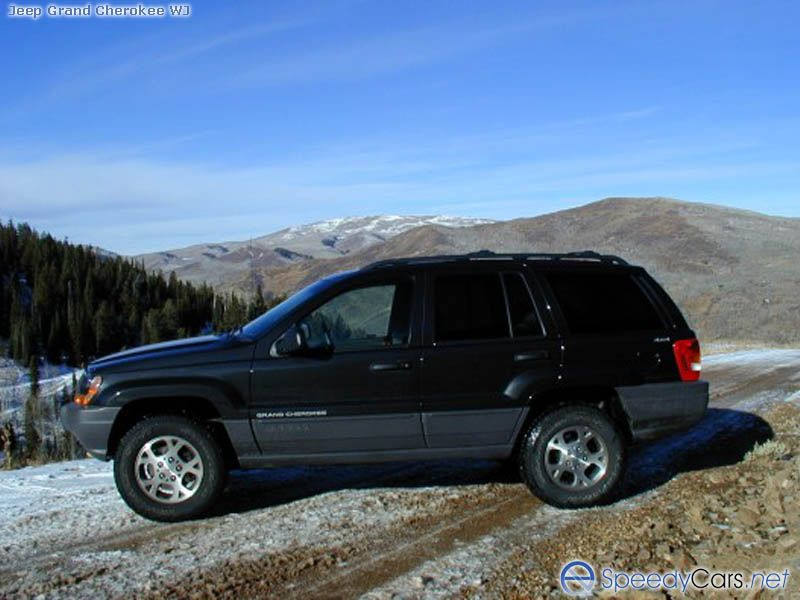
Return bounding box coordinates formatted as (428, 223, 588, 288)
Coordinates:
(161, 299, 179, 339)
(29, 355, 40, 397)
(1, 422, 17, 469)
(248, 284, 267, 321)
(46, 311, 66, 364)
(56, 387, 79, 460)
(94, 301, 114, 356)
(24, 357, 42, 461)
(0, 220, 237, 366)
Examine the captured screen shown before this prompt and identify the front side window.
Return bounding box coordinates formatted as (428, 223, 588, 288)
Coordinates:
(434, 272, 509, 342)
(545, 271, 664, 334)
(298, 281, 413, 352)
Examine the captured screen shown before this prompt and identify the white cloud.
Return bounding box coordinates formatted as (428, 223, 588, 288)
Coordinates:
(1, 128, 796, 255)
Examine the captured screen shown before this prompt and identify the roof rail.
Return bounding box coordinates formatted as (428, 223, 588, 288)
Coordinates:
(363, 250, 628, 270)
(520, 250, 629, 265)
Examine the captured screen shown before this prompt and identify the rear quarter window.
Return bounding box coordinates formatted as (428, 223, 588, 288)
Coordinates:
(545, 270, 665, 334)
(502, 272, 545, 337)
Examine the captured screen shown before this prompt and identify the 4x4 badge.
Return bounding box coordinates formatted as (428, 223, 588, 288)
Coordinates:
(653, 336, 670, 343)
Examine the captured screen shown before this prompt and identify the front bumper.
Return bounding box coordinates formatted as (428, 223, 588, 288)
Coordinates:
(616, 381, 709, 442)
(60, 403, 120, 460)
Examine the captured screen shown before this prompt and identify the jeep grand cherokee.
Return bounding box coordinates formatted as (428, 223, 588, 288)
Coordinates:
(62, 251, 708, 521)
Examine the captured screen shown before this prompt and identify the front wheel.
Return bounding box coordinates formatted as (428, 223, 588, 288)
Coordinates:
(518, 405, 625, 508)
(114, 415, 226, 522)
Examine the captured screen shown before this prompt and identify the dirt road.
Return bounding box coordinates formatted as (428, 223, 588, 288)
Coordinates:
(1, 349, 798, 599)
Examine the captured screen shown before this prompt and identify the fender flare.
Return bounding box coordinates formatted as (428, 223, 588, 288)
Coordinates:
(101, 379, 245, 419)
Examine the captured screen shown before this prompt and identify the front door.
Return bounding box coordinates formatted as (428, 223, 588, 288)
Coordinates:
(250, 275, 424, 455)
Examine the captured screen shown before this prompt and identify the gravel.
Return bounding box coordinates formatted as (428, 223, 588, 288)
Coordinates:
(1, 348, 798, 598)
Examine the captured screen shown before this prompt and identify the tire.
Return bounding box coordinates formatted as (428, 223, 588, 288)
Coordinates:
(518, 405, 625, 508)
(114, 415, 226, 522)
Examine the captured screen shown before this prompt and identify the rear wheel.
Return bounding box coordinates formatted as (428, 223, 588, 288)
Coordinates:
(114, 415, 226, 522)
(518, 405, 624, 508)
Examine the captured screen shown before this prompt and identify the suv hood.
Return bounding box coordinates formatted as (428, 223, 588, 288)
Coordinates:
(89, 334, 228, 372)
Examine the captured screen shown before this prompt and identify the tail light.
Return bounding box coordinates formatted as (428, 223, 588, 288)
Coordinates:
(672, 338, 701, 381)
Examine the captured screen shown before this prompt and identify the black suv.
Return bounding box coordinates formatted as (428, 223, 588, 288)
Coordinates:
(62, 251, 708, 521)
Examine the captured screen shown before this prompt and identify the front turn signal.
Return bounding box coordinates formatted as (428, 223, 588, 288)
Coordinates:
(75, 375, 103, 406)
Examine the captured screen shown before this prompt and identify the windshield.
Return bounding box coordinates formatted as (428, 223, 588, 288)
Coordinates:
(238, 270, 356, 339)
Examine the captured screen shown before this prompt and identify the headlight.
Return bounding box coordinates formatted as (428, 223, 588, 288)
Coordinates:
(75, 375, 103, 406)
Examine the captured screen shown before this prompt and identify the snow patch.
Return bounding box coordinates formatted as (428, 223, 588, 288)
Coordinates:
(278, 215, 491, 242)
(703, 348, 800, 368)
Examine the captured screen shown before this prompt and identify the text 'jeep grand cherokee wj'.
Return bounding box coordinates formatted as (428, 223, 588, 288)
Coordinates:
(61, 251, 708, 521)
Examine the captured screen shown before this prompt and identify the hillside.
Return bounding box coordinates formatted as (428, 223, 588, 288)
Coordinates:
(197, 197, 799, 344)
(135, 216, 493, 289)
(0, 222, 276, 369)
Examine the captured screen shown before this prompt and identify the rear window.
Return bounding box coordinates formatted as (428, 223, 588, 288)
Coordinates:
(545, 271, 664, 334)
(434, 273, 508, 341)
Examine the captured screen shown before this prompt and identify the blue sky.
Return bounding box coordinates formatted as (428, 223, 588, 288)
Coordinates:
(1, 0, 798, 254)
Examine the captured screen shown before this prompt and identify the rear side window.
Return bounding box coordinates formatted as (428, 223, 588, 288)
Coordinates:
(503, 273, 544, 337)
(434, 273, 508, 342)
(545, 271, 664, 334)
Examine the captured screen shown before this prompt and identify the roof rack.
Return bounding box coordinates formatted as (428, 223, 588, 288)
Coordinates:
(363, 249, 628, 271)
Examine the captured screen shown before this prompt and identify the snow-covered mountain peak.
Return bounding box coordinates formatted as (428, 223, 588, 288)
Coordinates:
(135, 214, 496, 286)
(278, 215, 494, 242)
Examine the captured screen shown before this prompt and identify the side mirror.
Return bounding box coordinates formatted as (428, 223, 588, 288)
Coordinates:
(273, 326, 307, 356)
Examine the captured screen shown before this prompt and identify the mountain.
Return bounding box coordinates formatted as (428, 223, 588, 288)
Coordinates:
(183, 197, 797, 345)
(134, 215, 494, 290)
(132, 198, 800, 343)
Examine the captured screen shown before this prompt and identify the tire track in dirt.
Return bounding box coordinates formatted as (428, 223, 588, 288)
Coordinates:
(5, 350, 798, 599)
(362, 356, 799, 598)
(708, 364, 799, 405)
(297, 488, 539, 599)
(137, 485, 539, 600)
(0, 459, 446, 581)
(704, 352, 800, 407)
(275, 358, 790, 600)
(2, 460, 512, 597)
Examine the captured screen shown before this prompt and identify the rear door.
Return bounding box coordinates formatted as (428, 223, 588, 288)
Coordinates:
(420, 265, 559, 448)
(538, 266, 676, 386)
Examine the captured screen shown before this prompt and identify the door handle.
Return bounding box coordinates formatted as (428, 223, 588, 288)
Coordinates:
(514, 350, 551, 363)
(370, 361, 412, 372)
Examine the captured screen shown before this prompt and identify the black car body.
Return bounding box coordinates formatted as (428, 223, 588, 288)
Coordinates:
(62, 251, 708, 520)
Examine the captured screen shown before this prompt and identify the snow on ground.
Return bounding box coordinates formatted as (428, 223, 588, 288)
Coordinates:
(0, 348, 798, 598)
(0, 357, 78, 424)
(0, 357, 74, 386)
(0, 456, 508, 598)
(703, 347, 800, 367)
(0, 373, 74, 416)
(0, 459, 113, 515)
(0, 460, 124, 563)
(362, 503, 587, 599)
